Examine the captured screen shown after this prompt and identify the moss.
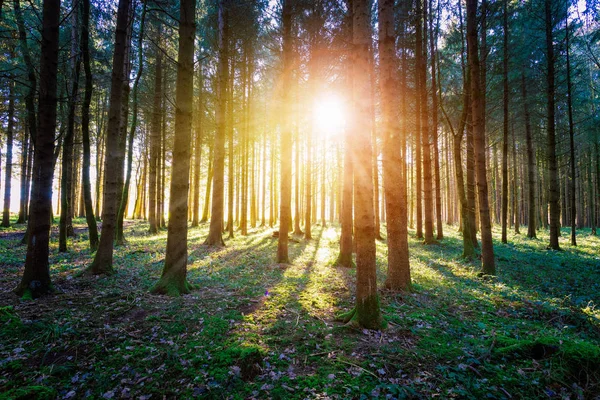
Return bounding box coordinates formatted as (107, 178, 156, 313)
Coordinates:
(336, 295, 386, 330)
(150, 276, 195, 297)
(0, 386, 56, 400)
(494, 335, 600, 384)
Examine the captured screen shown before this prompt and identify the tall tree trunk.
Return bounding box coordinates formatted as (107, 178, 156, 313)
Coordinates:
(501, 0, 509, 243)
(152, 0, 195, 295)
(17, 129, 29, 224)
(2, 79, 15, 227)
(226, 47, 235, 239)
(201, 144, 213, 223)
(149, 26, 162, 234)
(521, 69, 536, 238)
(118, 1, 147, 242)
(87, 0, 131, 275)
(59, 12, 81, 251)
(545, 0, 560, 250)
(467, 0, 495, 274)
(430, 0, 443, 240)
(414, 0, 423, 240)
(277, 0, 293, 263)
(81, 0, 98, 250)
(379, 0, 411, 290)
(192, 62, 203, 227)
(204, 0, 228, 246)
(339, 0, 383, 329)
(15, 0, 60, 297)
(565, 9, 576, 246)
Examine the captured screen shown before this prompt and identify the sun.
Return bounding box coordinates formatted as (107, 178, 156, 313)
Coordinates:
(313, 93, 346, 136)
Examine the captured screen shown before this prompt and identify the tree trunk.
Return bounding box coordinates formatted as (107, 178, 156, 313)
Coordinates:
(81, 0, 99, 250)
(192, 62, 203, 227)
(467, 0, 495, 274)
(149, 26, 162, 234)
(501, 0, 509, 243)
(379, 0, 411, 290)
(2, 79, 15, 227)
(87, 0, 131, 275)
(17, 129, 29, 224)
(117, 1, 147, 243)
(152, 0, 195, 295)
(545, 0, 560, 250)
(277, 0, 293, 264)
(339, 0, 383, 329)
(59, 12, 81, 251)
(15, 0, 60, 297)
(204, 0, 228, 246)
(430, 0, 443, 240)
(565, 9, 576, 246)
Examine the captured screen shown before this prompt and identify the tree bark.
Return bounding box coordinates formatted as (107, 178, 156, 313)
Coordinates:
(467, 0, 495, 274)
(545, 0, 560, 250)
(277, 0, 293, 264)
(87, 0, 131, 275)
(149, 24, 162, 235)
(15, 0, 61, 297)
(151, 0, 195, 296)
(379, 0, 411, 290)
(2, 79, 15, 227)
(81, 0, 99, 250)
(340, 0, 383, 329)
(501, 0, 509, 243)
(204, 0, 228, 246)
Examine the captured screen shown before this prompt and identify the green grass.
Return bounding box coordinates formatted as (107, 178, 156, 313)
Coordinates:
(0, 219, 599, 398)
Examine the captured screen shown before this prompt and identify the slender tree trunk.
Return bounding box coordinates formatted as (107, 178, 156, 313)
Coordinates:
(192, 63, 203, 227)
(565, 9, 576, 246)
(15, 0, 60, 297)
(149, 28, 162, 234)
(277, 0, 293, 263)
(2, 79, 15, 227)
(226, 48, 235, 239)
(204, 0, 228, 246)
(201, 145, 213, 223)
(415, 0, 423, 240)
(430, 0, 443, 240)
(59, 14, 81, 251)
(17, 129, 29, 224)
(81, 0, 98, 250)
(467, 0, 495, 274)
(501, 0, 509, 243)
(117, 1, 146, 243)
(152, 0, 195, 295)
(545, 0, 560, 250)
(87, 0, 131, 275)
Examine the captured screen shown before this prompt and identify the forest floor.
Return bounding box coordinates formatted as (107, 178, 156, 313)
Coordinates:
(1, 218, 599, 399)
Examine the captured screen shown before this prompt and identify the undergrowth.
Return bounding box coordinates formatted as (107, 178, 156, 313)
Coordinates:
(0, 217, 599, 399)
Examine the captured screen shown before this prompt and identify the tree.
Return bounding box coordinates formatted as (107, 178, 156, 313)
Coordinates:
(501, 0, 509, 244)
(149, 21, 162, 235)
(2, 79, 14, 227)
(81, 0, 99, 251)
(117, 0, 147, 244)
(276, 0, 293, 264)
(59, 8, 81, 252)
(378, 0, 410, 290)
(86, 0, 132, 275)
(151, 0, 195, 296)
(338, 0, 383, 329)
(15, 0, 61, 297)
(204, 0, 229, 247)
(545, 0, 560, 250)
(466, 0, 495, 275)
